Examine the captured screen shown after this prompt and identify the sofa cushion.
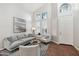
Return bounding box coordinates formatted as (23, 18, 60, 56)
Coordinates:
(45, 36, 49, 39)
(21, 37, 35, 43)
(39, 34, 51, 43)
(17, 35, 24, 40)
(17, 34, 28, 40)
(28, 34, 34, 37)
(8, 37, 35, 51)
(7, 36, 18, 43)
(23, 34, 29, 38)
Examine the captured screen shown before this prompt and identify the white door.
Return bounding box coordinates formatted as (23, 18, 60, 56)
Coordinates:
(58, 15, 73, 45)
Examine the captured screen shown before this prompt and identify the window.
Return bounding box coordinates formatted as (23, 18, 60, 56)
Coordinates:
(60, 3, 71, 13)
(35, 11, 48, 35)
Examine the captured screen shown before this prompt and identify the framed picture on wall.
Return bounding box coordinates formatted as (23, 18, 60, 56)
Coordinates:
(13, 17, 26, 33)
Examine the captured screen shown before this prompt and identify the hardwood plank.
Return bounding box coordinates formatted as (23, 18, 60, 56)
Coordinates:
(47, 42, 79, 56)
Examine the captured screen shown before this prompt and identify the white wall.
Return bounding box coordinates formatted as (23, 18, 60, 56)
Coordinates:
(51, 3, 58, 43)
(0, 4, 32, 49)
(73, 4, 79, 50)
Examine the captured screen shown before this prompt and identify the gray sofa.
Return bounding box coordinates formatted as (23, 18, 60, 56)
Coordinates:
(37, 34, 52, 43)
(2, 33, 51, 56)
(3, 33, 35, 51)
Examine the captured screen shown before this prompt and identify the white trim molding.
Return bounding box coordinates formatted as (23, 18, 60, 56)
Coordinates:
(52, 40, 60, 44)
(74, 45, 79, 51)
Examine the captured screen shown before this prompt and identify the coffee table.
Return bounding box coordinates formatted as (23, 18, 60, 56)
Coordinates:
(30, 39, 41, 45)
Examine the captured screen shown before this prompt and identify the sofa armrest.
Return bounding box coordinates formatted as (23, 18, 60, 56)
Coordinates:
(39, 34, 51, 43)
(3, 38, 11, 50)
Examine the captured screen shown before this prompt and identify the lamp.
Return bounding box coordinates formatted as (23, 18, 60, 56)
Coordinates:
(32, 27, 36, 35)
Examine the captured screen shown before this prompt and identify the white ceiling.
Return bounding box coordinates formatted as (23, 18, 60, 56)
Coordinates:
(17, 3, 45, 13)
(0, 3, 46, 13)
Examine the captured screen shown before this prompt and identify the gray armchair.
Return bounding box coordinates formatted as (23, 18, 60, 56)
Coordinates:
(19, 44, 40, 56)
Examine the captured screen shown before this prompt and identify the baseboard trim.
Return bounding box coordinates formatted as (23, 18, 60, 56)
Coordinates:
(52, 40, 60, 44)
(59, 43, 73, 46)
(74, 45, 79, 51)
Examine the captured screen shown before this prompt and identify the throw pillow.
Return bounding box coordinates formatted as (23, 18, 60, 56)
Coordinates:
(28, 34, 34, 37)
(7, 36, 18, 43)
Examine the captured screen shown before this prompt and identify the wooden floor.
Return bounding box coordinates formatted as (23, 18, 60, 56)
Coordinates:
(47, 42, 79, 56)
(0, 42, 79, 56)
